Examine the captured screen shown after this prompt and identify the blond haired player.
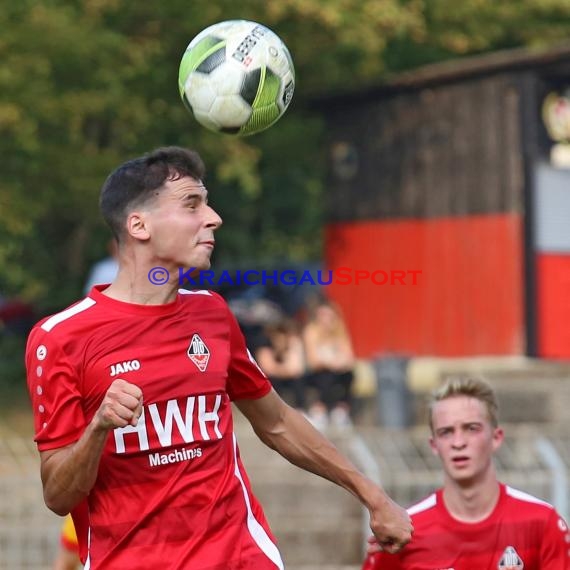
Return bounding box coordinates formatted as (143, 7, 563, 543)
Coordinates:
(363, 376, 569, 570)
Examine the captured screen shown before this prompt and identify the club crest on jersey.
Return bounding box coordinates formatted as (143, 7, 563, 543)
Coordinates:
(498, 546, 524, 569)
(187, 333, 210, 372)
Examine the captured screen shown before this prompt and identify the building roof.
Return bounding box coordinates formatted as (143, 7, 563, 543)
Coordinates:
(315, 42, 570, 106)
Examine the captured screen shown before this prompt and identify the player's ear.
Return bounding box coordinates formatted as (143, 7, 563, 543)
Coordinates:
(491, 426, 504, 452)
(429, 435, 440, 456)
(126, 211, 151, 242)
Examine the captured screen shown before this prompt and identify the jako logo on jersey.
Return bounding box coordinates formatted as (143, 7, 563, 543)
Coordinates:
(110, 360, 141, 376)
(498, 546, 524, 569)
(187, 333, 210, 372)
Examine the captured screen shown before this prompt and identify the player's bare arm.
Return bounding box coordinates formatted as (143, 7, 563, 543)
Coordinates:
(235, 389, 413, 552)
(40, 379, 143, 515)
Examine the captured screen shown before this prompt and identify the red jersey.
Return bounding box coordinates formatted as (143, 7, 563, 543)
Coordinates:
(26, 286, 283, 570)
(363, 484, 569, 570)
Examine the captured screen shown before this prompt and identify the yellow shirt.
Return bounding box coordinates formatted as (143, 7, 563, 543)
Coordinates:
(60, 514, 79, 552)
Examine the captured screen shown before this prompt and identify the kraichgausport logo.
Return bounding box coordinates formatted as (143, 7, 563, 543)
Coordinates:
(147, 266, 423, 287)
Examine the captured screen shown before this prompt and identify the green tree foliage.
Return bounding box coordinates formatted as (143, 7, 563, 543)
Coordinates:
(1, 0, 569, 311)
(384, 0, 570, 70)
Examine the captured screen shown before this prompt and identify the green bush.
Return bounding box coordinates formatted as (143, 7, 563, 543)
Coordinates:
(0, 334, 30, 409)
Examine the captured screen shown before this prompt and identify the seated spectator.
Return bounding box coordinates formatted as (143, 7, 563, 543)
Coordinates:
(0, 294, 35, 336)
(254, 317, 306, 411)
(302, 298, 355, 429)
(228, 297, 284, 349)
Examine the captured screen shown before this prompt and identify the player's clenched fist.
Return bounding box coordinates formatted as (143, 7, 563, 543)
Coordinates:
(95, 379, 143, 430)
(368, 493, 413, 554)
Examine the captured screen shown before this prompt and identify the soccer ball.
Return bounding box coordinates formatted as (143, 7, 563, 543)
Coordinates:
(178, 20, 295, 136)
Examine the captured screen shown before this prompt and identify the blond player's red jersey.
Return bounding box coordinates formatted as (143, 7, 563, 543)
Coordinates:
(26, 286, 283, 570)
(363, 483, 569, 570)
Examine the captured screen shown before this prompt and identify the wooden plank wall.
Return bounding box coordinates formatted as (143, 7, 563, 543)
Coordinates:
(323, 71, 528, 357)
(326, 72, 525, 222)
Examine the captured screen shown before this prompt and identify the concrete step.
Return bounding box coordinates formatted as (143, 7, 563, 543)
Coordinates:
(277, 519, 363, 566)
(253, 478, 360, 518)
(232, 408, 364, 566)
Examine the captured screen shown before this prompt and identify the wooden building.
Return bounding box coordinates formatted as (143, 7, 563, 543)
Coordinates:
(319, 44, 570, 359)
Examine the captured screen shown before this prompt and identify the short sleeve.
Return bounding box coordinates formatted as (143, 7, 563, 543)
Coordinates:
(540, 508, 570, 569)
(25, 326, 86, 451)
(224, 307, 272, 402)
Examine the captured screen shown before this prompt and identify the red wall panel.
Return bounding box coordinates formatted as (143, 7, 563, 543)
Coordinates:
(324, 214, 525, 358)
(536, 254, 570, 359)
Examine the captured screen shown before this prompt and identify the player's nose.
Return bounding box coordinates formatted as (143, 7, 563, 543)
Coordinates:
(451, 432, 467, 448)
(205, 205, 222, 229)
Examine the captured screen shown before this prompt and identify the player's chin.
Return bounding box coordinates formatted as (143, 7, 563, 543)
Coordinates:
(449, 469, 477, 484)
(200, 260, 212, 272)
(188, 257, 212, 272)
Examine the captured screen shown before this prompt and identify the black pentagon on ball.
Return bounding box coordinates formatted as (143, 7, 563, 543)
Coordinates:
(282, 79, 294, 106)
(220, 126, 242, 135)
(196, 45, 226, 74)
(240, 68, 262, 106)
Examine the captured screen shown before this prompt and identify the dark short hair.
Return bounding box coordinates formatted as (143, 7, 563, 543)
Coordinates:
(100, 146, 206, 240)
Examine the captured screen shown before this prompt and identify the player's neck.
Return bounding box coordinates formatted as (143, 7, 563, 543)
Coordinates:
(442, 474, 501, 523)
(102, 268, 180, 305)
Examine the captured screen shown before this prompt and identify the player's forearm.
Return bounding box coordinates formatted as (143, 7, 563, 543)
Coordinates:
(41, 421, 109, 515)
(258, 405, 386, 509)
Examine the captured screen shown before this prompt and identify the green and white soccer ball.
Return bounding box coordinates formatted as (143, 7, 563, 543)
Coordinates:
(178, 20, 295, 136)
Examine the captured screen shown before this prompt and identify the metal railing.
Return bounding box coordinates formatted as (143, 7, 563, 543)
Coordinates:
(0, 427, 61, 570)
(1, 422, 568, 569)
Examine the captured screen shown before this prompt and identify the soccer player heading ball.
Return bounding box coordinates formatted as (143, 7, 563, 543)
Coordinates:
(363, 376, 570, 570)
(26, 147, 412, 569)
